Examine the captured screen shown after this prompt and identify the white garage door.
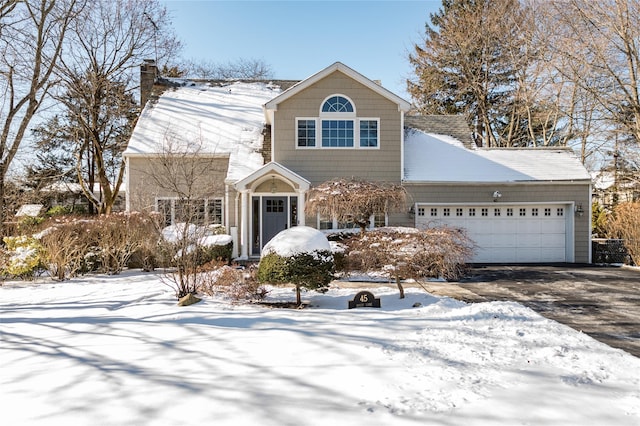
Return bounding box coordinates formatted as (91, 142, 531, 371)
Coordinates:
(416, 204, 568, 263)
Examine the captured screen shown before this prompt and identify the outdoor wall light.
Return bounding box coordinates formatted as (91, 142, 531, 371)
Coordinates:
(492, 191, 502, 202)
(270, 176, 277, 193)
(575, 203, 584, 217)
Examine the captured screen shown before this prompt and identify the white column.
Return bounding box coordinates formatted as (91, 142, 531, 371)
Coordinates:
(239, 190, 249, 259)
(297, 189, 305, 226)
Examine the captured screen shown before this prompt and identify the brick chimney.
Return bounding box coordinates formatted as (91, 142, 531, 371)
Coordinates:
(140, 59, 157, 108)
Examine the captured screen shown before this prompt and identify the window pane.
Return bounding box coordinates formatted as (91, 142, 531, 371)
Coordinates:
(207, 199, 223, 225)
(297, 120, 316, 147)
(175, 199, 205, 224)
(157, 199, 172, 227)
(360, 120, 378, 147)
(373, 213, 386, 227)
(322, 120, 354, 147)
(322, 95, 353, 113)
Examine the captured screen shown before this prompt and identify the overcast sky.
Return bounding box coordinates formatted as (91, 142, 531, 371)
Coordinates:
(160, 0, 442, 99)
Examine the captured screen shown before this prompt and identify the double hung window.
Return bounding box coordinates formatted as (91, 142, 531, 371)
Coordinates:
(156, 198, 223, 227)
(296, 95, 379, 149)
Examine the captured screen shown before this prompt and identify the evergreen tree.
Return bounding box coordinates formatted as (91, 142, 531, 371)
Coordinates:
(408, 0, 535, 147)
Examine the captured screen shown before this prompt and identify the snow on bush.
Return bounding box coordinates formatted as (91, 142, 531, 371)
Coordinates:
(257, 226, 334, 305)
(261, 225, 332, 258)
(1, 235, 43, 279)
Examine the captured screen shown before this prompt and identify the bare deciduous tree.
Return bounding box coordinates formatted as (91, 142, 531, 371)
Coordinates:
(54, 0, 180, 214)
(548, 0, 640, 148)
(139, 131, 228, 298)
(183, 58, 273, 80)
(0, 0, 85, 229)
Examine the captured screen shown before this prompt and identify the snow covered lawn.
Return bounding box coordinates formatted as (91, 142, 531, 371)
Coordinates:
(1, 271, 638, 426)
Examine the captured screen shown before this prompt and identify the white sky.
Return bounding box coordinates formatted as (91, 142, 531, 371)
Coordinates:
(160, 0, 442, 99)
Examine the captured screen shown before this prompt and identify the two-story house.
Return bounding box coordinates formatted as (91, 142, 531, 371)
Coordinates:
(124, 61, 592, 263)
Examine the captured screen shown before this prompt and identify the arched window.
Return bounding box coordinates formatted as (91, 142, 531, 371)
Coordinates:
(321, 95, 354, 113)
(296, 94, 378, 149)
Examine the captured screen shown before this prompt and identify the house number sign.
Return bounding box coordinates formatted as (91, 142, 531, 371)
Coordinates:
(348, 291, 381, 309)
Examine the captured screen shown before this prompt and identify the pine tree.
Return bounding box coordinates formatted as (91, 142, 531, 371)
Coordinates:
(408, 0, 534, 147)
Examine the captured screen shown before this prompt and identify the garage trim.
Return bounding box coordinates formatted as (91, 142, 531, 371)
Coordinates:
(415, 201, 576, 263)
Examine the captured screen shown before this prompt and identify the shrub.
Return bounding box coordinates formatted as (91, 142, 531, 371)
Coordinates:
(198, 263, 268, 301)
(39, 222, 93, 280)
(160, 222, 234, 298)
(257, 226, 335, 306)
(607, 202, 640, 265)
(340, 226, 473, 297)
(46, 205, 73, 217)
(2, 236, 44, 279)
(257, 251, 334, 305)
(17, 216, 45, 233)
(91, 212, 162, 275)
(591, 201, 608, 237)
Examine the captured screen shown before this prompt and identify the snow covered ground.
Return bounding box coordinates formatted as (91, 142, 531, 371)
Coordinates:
(1, 271, 639, 426)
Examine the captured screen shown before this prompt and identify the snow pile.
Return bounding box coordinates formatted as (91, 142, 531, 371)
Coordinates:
(261, 225, 331, 258)
(1, 273, 638, 426)
(161, 223, 231, 247)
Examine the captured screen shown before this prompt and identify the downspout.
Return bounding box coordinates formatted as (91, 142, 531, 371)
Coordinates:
(400, 110, 405, 182)
(124, 156, 130, 212)
(224, 183, 229, 231)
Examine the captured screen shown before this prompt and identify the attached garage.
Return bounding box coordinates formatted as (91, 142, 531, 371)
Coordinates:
(416, 203, 573, 263)
(403, 127, 592, 264)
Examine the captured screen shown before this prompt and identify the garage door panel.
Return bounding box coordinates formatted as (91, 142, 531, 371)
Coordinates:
(545, 220, 565, 233)
(493, 220, 517, 233)
(473, 234, 494, 246)
(492, 234, 517, 247)
(517, 248, 541, 262)
(416, 203, 568, 263)
(541, 248, 565, 262)
(540, 234, 565, 248)
(518, 220, 541, 234)
(517, 233, 541, 248)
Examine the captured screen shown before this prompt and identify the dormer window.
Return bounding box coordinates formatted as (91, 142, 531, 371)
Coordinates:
(296, 94, 379, 149)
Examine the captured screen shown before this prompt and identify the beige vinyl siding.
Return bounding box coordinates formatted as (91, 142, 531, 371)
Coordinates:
(402, 182, 592, 263)
(272, 71, 402, 185)
(127, 156, 230, 215)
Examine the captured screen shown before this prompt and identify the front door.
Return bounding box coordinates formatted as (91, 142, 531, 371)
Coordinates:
(262, 197, 288, 248)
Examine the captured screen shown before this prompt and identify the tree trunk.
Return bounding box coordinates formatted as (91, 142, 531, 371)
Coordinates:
(396, 274, 405, 299)
(296, 285, 302, 306)
(0, 171, 5, 235)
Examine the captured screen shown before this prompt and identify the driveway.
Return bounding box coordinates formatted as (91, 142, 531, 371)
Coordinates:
(422, 265, 640, 358)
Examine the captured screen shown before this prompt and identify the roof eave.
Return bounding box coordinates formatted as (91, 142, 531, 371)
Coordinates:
(264, 62, 411, 112)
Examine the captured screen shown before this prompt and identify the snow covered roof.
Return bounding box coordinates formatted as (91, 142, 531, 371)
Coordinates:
(124, 81, 284, 182)
(405, 115, 475, 148)
(404, 129, 592, 183)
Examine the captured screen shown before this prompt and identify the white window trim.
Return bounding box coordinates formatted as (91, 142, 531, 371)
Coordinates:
(316, 213, 387, 230)
(155, 197, 224, 226)
(295, 117, 380, 150)
(319, 94, 357, 115)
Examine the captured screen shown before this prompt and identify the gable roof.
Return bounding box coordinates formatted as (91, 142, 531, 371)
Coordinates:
(234, 162, 310, 191)
(405, 115, 475, 149)
(124, 80, 286, 182)
(404, 129, 592, 183)
(264, 62, 411, 115)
